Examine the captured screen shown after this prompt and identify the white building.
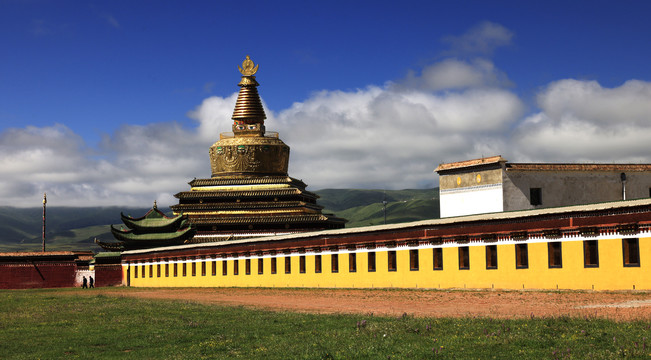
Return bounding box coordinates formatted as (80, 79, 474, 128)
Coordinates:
(435, 156, 651, 218)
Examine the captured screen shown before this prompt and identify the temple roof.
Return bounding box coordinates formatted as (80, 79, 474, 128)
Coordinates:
(97, 202, 196, 251)
(174, 188, 317, 199)
(120, 203, 186, 231)
(189, 176, 307, 188)
(172, 201, 323, 211)
(188, 214, 346, 225)
(110, 225, 195, 243)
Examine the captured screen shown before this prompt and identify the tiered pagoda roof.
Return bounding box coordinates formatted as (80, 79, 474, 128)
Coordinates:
(172, 56, 346, 242)
(96, 202, 196, 251)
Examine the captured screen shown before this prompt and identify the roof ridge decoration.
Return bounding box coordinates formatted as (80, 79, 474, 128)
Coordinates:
(232, 55, 266, 127)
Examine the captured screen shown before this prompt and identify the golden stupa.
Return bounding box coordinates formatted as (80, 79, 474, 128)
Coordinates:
(172, 56, 346, 242)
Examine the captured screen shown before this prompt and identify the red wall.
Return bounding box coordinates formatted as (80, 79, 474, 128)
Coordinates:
(0, 262, 77, 289)
(94, 264, 123, 287)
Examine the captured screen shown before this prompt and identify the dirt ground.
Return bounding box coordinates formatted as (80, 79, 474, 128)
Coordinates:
(80, 287, 651, 321)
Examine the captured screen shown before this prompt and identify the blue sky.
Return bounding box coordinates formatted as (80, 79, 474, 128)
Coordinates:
(2, 0, 651, 207)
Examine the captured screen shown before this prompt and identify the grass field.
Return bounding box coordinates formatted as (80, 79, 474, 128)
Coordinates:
(0, 288, 649, 359)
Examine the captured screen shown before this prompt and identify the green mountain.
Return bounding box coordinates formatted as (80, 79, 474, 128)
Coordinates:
(0, 207, 151, 252)
(0, 189, 440, 252)
(317, 189, 439, 227)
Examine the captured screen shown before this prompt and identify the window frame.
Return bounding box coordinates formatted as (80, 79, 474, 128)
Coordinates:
(458, 246, 470, 270)
(583, 240, 599, 268)
(368, 251, 376, 272)
(433, 248, 443, 270)
(299, 255, 306, 274)
(349, 253, 357, 273)
(331, 253, 339, 273)
(486, 245, 498, 270)
(547, 242, 563, 268)
(284, 256, 291, 274)
(515, 243, 529, 269)
(315, 254, 322, 273)
(271, 257, 277, 274)
(388, 250, 397, 272)
(622, 238, 640, 267)
(409, 249, 419, 271)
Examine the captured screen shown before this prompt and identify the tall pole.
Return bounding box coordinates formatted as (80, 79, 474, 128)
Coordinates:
(42, 193, 46, 252)
(382, 191, 388, 225)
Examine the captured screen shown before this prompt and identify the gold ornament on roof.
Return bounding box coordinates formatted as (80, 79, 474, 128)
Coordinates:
(238, 55, 258, 76)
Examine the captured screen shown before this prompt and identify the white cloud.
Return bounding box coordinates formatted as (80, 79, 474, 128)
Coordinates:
(3, 41, 651, 208)
(441, 21, 514, 56)
(402, 59, 511, 91)
(513, 79, 651, 162)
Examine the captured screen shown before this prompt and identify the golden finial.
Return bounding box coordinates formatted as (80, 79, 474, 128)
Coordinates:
(238, 55, 258, 76)
(153, 200, 158, 209)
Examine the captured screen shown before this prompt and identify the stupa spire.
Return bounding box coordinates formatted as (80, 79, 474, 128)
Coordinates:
(232, 55, 266, 136)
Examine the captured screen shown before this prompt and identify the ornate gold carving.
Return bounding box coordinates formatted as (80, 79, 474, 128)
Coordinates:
(238, 55, 258, 76)
(209, 136, 290, 175)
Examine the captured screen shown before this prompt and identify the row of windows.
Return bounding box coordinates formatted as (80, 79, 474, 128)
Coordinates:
(132, 239, 641, 278)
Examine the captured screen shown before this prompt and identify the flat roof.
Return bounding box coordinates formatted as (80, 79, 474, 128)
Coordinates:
(435, 155, 651, 173)
(122, 197, 651, 256)
(507, 163, 651, 171)
(0, 251, 94, 258)
(435, 155, 506, 172)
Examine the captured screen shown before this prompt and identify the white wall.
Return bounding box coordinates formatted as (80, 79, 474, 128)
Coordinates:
(440, 184, 503, 218)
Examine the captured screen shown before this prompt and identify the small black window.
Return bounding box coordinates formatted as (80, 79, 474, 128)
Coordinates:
(222, 260, 227, 276)
(459, 247, 470, 270)
(271, 257, 277, 274)
(368, 252, 376, 272)
(583, 240, 599, 268)
(331, 253, 339, 273)
(486, 245, 498, 269)
(258, 258, 264, 274)
(300, 255, 306, 274)
(388, 250, 397, 271)
(348, 253, 357, 272)
(433, 248, 443, 270)
(315, 254, 322, 273)
(285, 256, 291, 274)
(233, 259, 239, 275)
(530, 188, 542, 206)
(409, 249, 419, 271)
(623, 238, 640, 267)
(245, 258, 251, 275)
(548, 242, 562, 268)
(515, 244, 528, 269)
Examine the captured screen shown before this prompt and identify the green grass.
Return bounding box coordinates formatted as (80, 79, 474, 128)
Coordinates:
(0, 288, 649, 359)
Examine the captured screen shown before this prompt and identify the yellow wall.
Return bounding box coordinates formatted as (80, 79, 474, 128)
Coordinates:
(123, 236, 649, 291)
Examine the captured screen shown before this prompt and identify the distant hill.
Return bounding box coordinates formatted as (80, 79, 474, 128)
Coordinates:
(0, 188, 439, 252)
(0, 207, 151, 252)
(316, 188, 439, 227)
